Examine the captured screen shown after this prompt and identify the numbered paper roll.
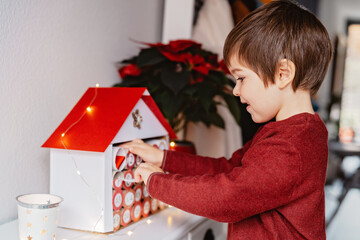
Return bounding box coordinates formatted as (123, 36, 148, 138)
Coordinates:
(120, 207, 132, 227)
(135, 155, 142, 167)
(123, 170, 135, 190)
(158, 201, 166, 210)
(123, 189, 135, 208)
(126, 152, 136, 169)
(145, 138, 168, 151)
(134, 185, 142, 202)
(131, 203, 142, 222)
(113, 147, 127, 171)
(150, 198, 158, 213)
(112, 189, 124, 211)
(143, 184, 149, 198)
(142, 198, 151, 218)
(113, 171, 124, 190)
(113, 210, 121, 231)
(158, 140, 167, 151)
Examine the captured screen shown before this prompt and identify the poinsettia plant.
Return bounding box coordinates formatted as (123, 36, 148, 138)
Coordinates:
(114, 39, 240, 136)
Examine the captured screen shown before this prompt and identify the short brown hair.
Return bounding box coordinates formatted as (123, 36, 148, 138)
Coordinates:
(223, 0, 333, 95)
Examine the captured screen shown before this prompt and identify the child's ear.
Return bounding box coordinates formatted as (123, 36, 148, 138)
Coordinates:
(276, 59, 295, 89)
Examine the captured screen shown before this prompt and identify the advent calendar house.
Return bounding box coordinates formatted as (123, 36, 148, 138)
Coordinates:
(42, 87, 176, 233)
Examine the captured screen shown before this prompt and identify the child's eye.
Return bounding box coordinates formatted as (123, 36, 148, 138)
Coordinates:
(237, 77, 245, 82)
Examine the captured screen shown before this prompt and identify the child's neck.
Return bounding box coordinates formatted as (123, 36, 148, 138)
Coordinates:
(275, 90, 315, 121)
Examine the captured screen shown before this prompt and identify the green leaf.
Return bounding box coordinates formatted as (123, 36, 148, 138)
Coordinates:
(161, 68, 190, 95)
(120, 56, 138, 64)
(208, 112, 225, 129)
(197, 82, 215, 112)
(157, 91, 182, 123)
(116, 76, 147, 87)
(200, 110, 225, 129)
(183, 85, 197, 96)
(137, 48, 166, 67)
(223, 93, 241, 126)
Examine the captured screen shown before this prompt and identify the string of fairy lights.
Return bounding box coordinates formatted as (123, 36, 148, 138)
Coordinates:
(58, 84, 158, 238)
(60, 84, 104, 232)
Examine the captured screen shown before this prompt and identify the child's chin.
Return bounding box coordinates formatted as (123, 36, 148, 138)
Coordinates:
(250, 114, 265, 124)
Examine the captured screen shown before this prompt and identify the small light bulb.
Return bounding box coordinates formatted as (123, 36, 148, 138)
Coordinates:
(95, 83, 100, 88)
(146, 219, 152, 224)
(61, 133, 65, 137)
(86, 106, 92, 112)
(76, 170, 81, 175)
(170, 141, 175, 147)
(127, 230, 133, 236)
(101, 209, 104, 215)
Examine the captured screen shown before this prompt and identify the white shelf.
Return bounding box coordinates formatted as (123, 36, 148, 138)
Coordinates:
(0, 207, 217, 240)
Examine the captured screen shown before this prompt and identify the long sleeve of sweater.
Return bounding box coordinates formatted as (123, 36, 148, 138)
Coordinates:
(161, 140, 253, 176)
(147, 138, 301, 223)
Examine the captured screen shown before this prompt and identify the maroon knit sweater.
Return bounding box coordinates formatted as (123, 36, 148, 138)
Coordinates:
(147, 113, 328, 239)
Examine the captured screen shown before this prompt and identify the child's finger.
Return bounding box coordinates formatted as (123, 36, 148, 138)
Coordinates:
(134, 138, 144, 143)
(134, 167, 144, 183)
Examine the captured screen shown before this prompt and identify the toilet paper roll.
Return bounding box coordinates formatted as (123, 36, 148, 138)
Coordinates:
(134, 185, 142, 202)
(113, 171, 124, 190)
(143, 184, 149, 198)
(131, 203, 142, 222)
(150, 198, 158, 213)
(112, 189, 124, 211)
(113, 210, 121, 231)
(113, 147, 127, 171)
(123, 170, 135, 189)
(123, 189, 135, 208)
(120, 207, 132, 227)
(135, 155, 143, 167)
(126, 152, 136, 169)
(142, 198, 151, 218)
(158, 201, 166, 210)
(145, 138, 168, 151)
(158, 140, 167, 151)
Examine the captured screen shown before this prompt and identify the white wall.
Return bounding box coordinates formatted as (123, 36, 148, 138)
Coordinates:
(317, 0, 360, 118)
(0, 0, 164, 224)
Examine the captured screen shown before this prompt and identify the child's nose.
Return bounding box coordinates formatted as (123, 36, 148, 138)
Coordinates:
(233, 82, 241, 96)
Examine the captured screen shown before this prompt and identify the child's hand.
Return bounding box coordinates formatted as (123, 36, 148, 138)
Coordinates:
(120, 139, 164, 167)
(134, 162, 164, 184)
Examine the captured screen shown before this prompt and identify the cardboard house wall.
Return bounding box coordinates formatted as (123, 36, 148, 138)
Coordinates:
(42, 87, 176, 233)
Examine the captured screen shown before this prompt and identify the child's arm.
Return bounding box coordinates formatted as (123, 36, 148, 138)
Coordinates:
(121, 139, 252, 176)
(161, 146, 249, 175)
(145, 139, 302, 223)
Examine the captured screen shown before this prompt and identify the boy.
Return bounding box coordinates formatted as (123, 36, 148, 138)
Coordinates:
(122, 0, 332, 239)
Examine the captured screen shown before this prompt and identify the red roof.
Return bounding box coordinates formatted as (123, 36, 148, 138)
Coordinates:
(42, 87, 177, 152)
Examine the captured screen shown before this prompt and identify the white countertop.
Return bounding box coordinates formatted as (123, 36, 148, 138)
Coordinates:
(0, 207, 207, 240)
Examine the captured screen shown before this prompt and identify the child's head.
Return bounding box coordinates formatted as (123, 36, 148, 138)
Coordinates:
(224, 0, 332, 96)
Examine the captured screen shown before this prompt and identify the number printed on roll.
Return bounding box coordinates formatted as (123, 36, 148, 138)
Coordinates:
(112, 190, 123, 211)
(151, 198, 158, 213)
(143, 185, 149, 198)
(113, 210, 121, 231)
(131, 203, 142, 222)
(134, 185, 142, 202)
(142, 198, 151, 218)
(135, 155, 142, 166)
(113, 171, 124, 190)
(123, 189, 135, 207)
(126, 152, 136, 169)
(120, 207, 132, 227)
(123, 170, 134, 189)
